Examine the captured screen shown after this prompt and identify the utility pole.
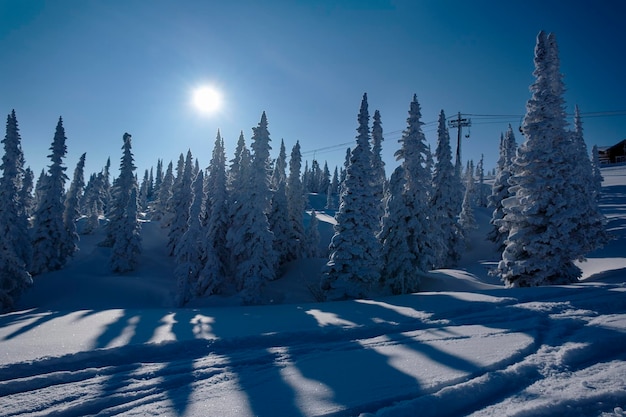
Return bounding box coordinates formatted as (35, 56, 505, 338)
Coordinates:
(448, 112, 471, 171)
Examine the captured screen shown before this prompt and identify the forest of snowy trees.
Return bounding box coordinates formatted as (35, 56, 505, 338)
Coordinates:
(0, 31, 608, 311)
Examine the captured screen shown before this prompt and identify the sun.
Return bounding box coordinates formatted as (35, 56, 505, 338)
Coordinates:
(192, 85, 223, 115)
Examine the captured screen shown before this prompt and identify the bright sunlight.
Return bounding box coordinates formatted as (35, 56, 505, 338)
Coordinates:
(192, 85, 223, 115)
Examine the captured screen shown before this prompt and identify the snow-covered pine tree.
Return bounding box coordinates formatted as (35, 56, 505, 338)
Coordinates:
(591, 144, 603, 200)
(102, 134, 136, 248)
(167, 150, 194, 256)
(31, 117, 71, 275)
(226, 112, 276, 304)
(174, 170, 205, 306)
(197, 131, 230, 296)
(378, 166, 417, 294)
(496, 31, 604, 287)
(111, 186, 142, 273)
(488, 127, 517, 250)
(0, 111, 32, 311)
(108, 133, 141, 272)
(568, 105, 609, 256)
(322, 93, 381, 299)
(62, 152, 85, 257)
(286, 141, 306, 261)
(395, 94, 437, 274)
(430, 110, 464, 268)
(305, 210, 321, 258)
(371, 109, 386, 226)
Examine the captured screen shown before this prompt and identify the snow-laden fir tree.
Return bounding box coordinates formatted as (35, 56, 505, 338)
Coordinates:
(305, 210, 321, 258)
(108, 133, 141, 273)
(371, 109, 387, 225)
(197, 131, 230, 296)
(286, 140, 306, 261)
(63, 152, 85, 255)
(111, 186, 142, 273)
(0, 111, 32, 311)
(174, 170, 205, 306)
(430, 110, 464, 268)
(167, 150, 194, 256)
(378, 166, 417, 294)
(488, 127, 517, 250)
(226, 112, 276, 304)
(102, 134, 137, 248)
(591, 144, 603, 200)
(31, 117, 71, 275)
(322, 93, 381, 299)
(496, 31, 606, 287)
(567, 105, 609, 255)
(395, 94, 437, 274)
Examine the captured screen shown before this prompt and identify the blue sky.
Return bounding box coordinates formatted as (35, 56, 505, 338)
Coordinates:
(2, 0, 625, 179)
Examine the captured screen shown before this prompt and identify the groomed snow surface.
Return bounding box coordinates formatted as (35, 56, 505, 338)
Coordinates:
(2, 165, 626, 417)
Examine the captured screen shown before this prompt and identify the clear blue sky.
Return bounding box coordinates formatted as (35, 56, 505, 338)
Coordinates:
(2, 0, 625, 179)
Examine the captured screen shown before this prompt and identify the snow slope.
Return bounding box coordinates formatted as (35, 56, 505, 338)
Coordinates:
(1, 166, 626, 417)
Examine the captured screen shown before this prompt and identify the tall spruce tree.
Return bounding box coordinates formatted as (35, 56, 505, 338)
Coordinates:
(197, 132, 230, 296)
(286, 141, 306, 261)
(31, 117, 71, 275)
(378, 166, 417, 294)
(108, 133, 141, 273)
(167, 150, 194, 256)
(488, 127, 517, 250)
(371, 109, 386, 225)
(395, 94, 436, 274)
(0, 111, 32, 311)
(430, 110, 464, 267)
(496, 31, 606, 287)
(174, 170, 205, 306)
(111, 187, 142, 273)
(226, 112, 276, 304)
(568, 105, 609, 256)
(322, 93, 381, 299)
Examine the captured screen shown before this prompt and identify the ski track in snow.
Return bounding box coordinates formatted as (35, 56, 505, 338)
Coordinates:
(1, 284, 626, 416)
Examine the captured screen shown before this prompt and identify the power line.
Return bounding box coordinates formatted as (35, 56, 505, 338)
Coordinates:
(300, 110, 626, 158)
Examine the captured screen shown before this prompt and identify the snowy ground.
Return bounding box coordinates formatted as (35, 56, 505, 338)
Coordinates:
(1, 166, 626, 417)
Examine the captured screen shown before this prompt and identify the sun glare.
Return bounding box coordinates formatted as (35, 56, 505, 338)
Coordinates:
(192, 85, 223, 115)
